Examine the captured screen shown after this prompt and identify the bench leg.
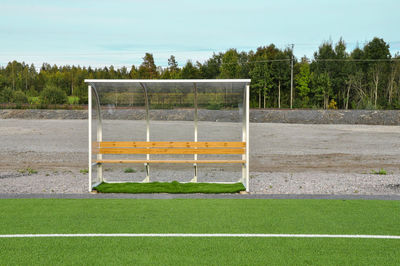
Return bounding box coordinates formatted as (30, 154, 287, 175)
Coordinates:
(240, 163, 245, 183)
(142, 163, 150, 183)
(190, 163, 198, 183)
(97, 163, 103, 183)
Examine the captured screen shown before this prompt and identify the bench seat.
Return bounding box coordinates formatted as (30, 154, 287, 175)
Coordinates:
(96, 159, 246, 164)
(94, 141, 246, 164)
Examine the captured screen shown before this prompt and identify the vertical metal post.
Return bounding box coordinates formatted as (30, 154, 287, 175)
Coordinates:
(88, 85, 92, 192)
(96, 93, 103, 183)
(245, 84, 250, 192)
(191, 83, 198, 182)
(91, 85, 103, 184)
(241, 85, 246, 184)
(140, 83, 150, 182)
(290, 44, 294, 109)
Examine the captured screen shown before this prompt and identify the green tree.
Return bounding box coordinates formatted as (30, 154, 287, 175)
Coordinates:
(1, 37, 399, 110)
(138, 53, 158, 79)
(295, 58, 311, 107)
(364, 37, 391, 60)
(344, 71, 363, 109)
(219, 49, 241, 78)
(363, 37, 391, 108)
(167, 55, 180, 79)
(249, 55, 273, 108)
(270, 48, 291, 108)
(310, 38, 354, 109)
(199, 53, 222, 79)
(311, 72, 332, 109)
(129, 65, 138, 79)
(180, 61, 200, 79)
(0, 87, 14, 103)
(168, 55, 178, 72)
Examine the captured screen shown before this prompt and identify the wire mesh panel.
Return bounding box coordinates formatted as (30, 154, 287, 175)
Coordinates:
(86, 80, 250, 190)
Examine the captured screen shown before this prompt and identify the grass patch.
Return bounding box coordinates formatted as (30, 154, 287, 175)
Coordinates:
(94, 181, 245, 194)
(80, 169, 88, 174)
(371, 168, 387, 175)
(123, 167, 136, 173)
(17, 167, 38, 175)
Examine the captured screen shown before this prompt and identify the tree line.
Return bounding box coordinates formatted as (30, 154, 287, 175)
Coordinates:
(0, 37, 399, 109)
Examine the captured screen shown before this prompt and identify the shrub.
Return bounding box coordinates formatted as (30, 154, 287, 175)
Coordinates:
(28, 96, 40, 105)
(0, 87, 14, 103)
(26, 88, 39, 97)
(328, 99, 338, 109)
(40, 86, 68, 104)
(75, 85, 88, 104)
(13, 90, 28, 104)
(68, 96, 80, 105)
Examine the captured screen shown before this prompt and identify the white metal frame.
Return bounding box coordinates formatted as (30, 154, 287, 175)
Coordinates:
(85, 79, 250, 83)
(88, 85, 92, 190)
(87, 79, 250, 192)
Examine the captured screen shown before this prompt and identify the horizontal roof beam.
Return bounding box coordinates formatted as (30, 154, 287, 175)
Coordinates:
(84, 79, 251, 84)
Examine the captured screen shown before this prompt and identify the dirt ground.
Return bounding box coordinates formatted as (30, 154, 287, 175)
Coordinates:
(0, 119, 399, 194)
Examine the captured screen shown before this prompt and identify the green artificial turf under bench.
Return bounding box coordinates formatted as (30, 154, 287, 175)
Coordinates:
(93, 181, 245, 194)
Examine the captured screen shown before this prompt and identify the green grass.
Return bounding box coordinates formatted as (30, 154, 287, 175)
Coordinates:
(371, 168, 387, 175)
(67, 96, 80, 105)
(80, 168, 88, 174)
(0, 199, 399, 265)
(1, 238, 399, 265)
(1, 199, 398, 235)
(123, 167, 136, 173)
(94, 181, 246, 193)
(17, 167, 38, 175)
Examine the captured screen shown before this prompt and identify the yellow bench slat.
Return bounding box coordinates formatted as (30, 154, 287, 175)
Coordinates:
(98, 147, 245, 155)
(97, 141, 246, 148)
(96, 159, 245, 164)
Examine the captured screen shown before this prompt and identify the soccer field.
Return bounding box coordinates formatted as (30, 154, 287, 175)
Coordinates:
(0, 199, 399, 265)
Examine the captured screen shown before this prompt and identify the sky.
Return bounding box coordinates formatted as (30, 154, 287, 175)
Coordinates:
(1, 0, 399, 69)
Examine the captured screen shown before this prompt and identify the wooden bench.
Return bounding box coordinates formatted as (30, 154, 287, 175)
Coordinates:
(94, 141, 246, 164)
(93, 141, 246, 182)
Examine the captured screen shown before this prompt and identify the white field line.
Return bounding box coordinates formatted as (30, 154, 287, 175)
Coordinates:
(0, 234, 399, 239)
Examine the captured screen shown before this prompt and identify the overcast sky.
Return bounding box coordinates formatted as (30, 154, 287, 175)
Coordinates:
(1, 0, 399, 68)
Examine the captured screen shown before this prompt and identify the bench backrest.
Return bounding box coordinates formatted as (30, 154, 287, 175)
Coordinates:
(94, 141, 245, 155)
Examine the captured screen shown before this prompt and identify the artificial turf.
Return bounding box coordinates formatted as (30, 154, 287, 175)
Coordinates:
(93, 181, 246, 193)
(0, 199, 399, 265)
(2, 238, 399, 265)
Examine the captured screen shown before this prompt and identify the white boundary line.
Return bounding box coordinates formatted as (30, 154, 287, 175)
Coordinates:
(0, 234, 399, 239)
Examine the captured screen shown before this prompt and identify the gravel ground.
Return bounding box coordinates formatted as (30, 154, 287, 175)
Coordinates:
(2, 109, 400, 125)
(0, 119, 399, 195)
